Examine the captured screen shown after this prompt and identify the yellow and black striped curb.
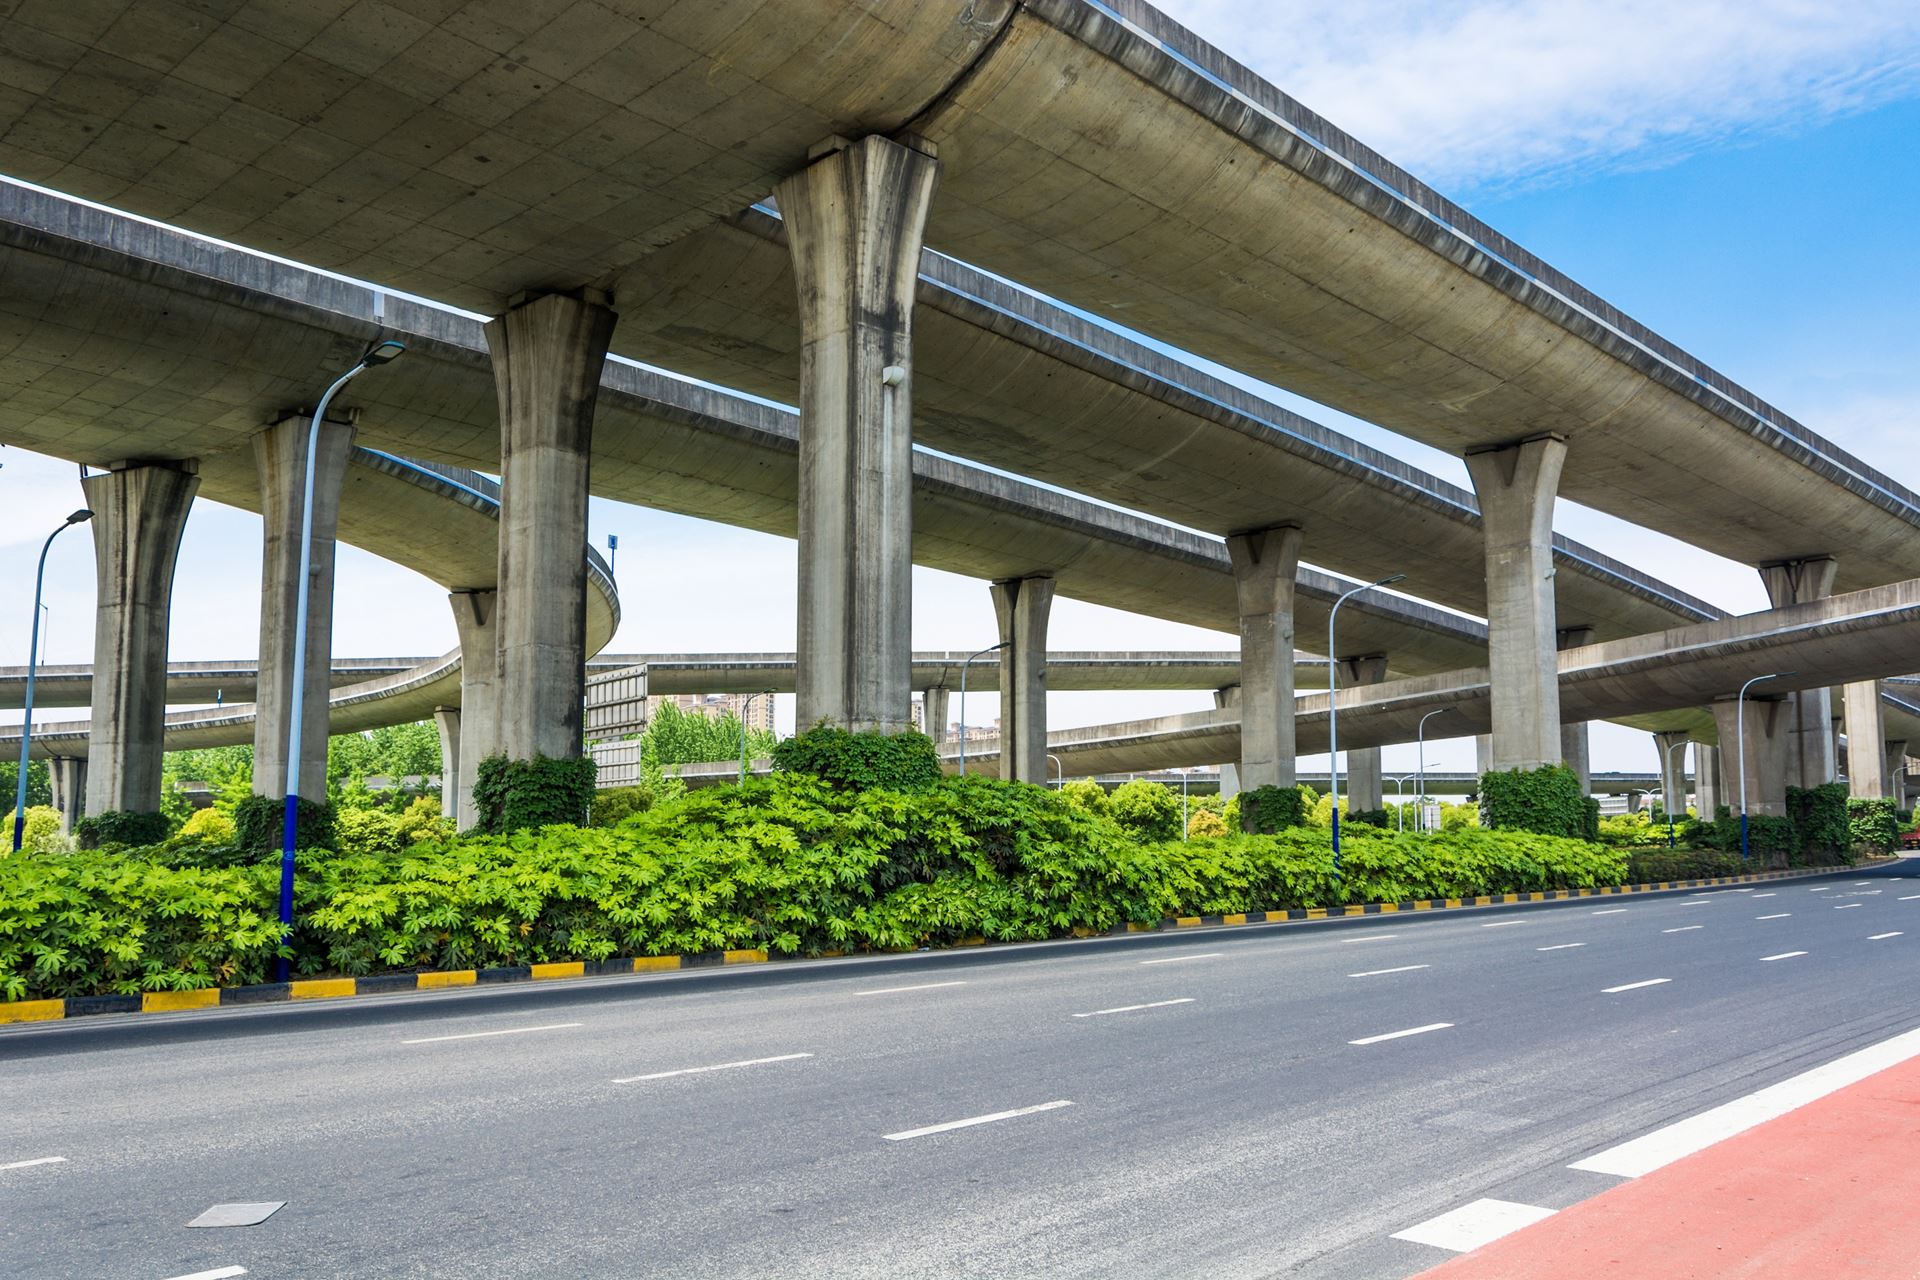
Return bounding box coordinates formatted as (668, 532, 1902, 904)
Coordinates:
(1, 859, 1888, 1027)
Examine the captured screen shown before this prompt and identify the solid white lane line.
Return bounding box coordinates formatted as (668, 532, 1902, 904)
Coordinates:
(1349, 1022, 1452, 1045)
(1570, 1024, 1920, 1177)
(1139, 952, 1223, 965)
(1592, 908, 1629, 915)
(1808, 887, 1833, 893)
(1870, 932, 1904, 940)
(1348, 965, 1431, 978)
(1536, 943, 1586, 951)
(1751, 892, 1776, 898)
(1602, 978, 1671, 993)
(613, 1053, 812, 1084)
(402, 1022, 581, 1045)
(883, 1100, 1072, 1141)
(0, 1156, 65, 1171)
(161, 1269, 248, 1280)
(1761, 951, 1808, 962)
(1342, 934, 1401, 943)
(1835, 903, 1863, 910)
(1072, 998, 1195, 1018)
(1757, 913, 1791, 920)
(1663, 926, 1704, 933)
(1480, 921, 1523, 929)
(1679, 901, 1711, 907)
(1901, 894, 1920, 901)
(854, 981, 968, 996)
(1391, 1198, 1557, 1253)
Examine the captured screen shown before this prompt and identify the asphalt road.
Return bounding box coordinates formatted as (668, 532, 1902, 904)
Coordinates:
(5, 860, 1919, 1279)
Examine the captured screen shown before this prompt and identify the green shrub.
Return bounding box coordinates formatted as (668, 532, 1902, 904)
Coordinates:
(75, 810, 171, 850)
(1109, 779, 1182, 843)
(233, 793, 336, 854)
(1848, 797, 1900, 854)
(1240, 784, 1307, 834)
(589, 785, 659, 827)
(1787, 784, 1849, 861)
(1187, 809, 1228, 839)
(471, 754, 596, 833)
(1344, 808, 1390, 829)
(1058, 779, 1111, 818)
(177, 808, 236, 845)
(770, 725, 939, 792)
(2, 806, 66, 855)
(1624, 850, 1746, 882)
(1479, 765, 1587, 838)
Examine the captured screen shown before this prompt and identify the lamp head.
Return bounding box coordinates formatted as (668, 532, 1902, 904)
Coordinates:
(1377, 573, 1408, 587)
(66, 509, 94, 525)
(359, 340, 406, 367)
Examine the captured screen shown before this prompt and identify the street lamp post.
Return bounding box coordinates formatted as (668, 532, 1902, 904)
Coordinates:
(1328, 573, 1406, 877)
(13, 509, 92, 852)
(1662, 736, 1690, 850)
(276, 341, 406, 980)
(739, 690, 773, 783)
(957, 642, 1006, 777)
(1415, 708, 1447, 833)
(1735, 671, 1795, 863)
(1182, 767, 1190, 841)
(1391, 773, 1416, 832)
(1046, 753, 1063, 787)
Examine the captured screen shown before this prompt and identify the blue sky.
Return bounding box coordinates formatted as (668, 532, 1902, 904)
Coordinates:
(5, 0, 1918, 777)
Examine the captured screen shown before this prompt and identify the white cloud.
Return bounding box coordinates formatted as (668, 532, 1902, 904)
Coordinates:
(1158, 0, 1920, 189)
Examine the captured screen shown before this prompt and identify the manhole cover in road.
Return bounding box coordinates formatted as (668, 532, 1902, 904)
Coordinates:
(187, 1202, 286, 1228)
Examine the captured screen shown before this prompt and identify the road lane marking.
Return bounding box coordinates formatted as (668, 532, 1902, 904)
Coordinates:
(1536, 943, 1586, 951)
(1602, 979, 1671, 993)
(1835, 903, 1863, 910)
(402, 1022, 581, 1044)
(883, 1100, 1072, 1141)
(1072, 998, 1195, 1018)
(1757, 913, 1791, 920)
(1349, 1022, 1452, 1045)
(1761, 951, 1808, 962)
(1808, 887, 1833, 892)
(1342, 934, 1400, 943)
(1391, 1198, 1557, 1253)
(613, 1053, 813, 1084)
(1348, 965, 1430, 978)
(1592, 908, 1629, 915)
(1751, 893, 1776, 898)
(1870, 932, 1904, 940)
(1570, 1024, 1920, 1177)
(854, 981, 968, 996)
(1663, 926, 1704, 933)
(1901, 894, 1920, 901)
(1853, 890, 1884, 896)
(1139, 952, 1223, 965)
(1679, 901, 1712, 907)
(162, 1269, 248, 1280)
(1480, 921, 1523, 928)
(0, 1157, 65, 1171)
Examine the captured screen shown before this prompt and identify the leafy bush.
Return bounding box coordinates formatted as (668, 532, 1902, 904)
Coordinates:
(1058, 779, 1111, 818)
(1240, 784, 1307, 834)
(1848, 797, 1900, 854)
(233, 794, 336, 854)
(2, 806, 66, 855)
(770, 726, 939, 792)
(1787, 784, 1849, 861)
(1345, 808, 1390, 829)
(471, 754, 596, 833)
(1186, 809, 1228, 839)
(1624, 850, 1746, 882)
(1480, 765, 1587, 838)
(334, 801, 449, 858)
(1109, 780, 1182, 843)
(177, 808, 236, 845)
(75, 810, 171, 850)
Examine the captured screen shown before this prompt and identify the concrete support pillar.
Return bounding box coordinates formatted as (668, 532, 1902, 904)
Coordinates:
(1695, 744, 1721, 816)
(1214, 686, 1241, 801)
(487, 290, 615, 762)
(1713, 696, 1790, 817)
(1757, 557, 1839, 787)
(776, 134, 940, 734)
(1842, 680, 1888, 799)
(989, 575, 1055, 784)
(81, 462, 199, 816)
(1653, 731, 1690, 816)
(48, 757, 86, 836)
(1225, 524, 1303, 790)
(1475, 734, 1494, 776)
(1464, 434, 1568, 771)
(254, 413, 354, 798)
(433, 706, 460, 821)
(921, 686, 951, 745)
(1886, 741, 1909, 810)
(447, 589, 499, 829)
(1338, 654, 1388, 812)
(1556, 626, 1593, 795)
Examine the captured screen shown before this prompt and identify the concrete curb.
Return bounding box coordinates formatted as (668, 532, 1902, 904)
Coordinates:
(1, 861, 1885, 1027)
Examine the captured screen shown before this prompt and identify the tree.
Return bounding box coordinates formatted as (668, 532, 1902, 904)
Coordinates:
(1109, 779, 1183, 843)
(0, 760, 50, 809)
(639, 701, 775, 767)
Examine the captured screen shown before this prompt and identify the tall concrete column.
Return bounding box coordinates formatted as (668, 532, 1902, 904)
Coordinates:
(1886, 741, 1909, 810)
(1214, 686, 1241, 801)
(1475, 734, 1494, 776)
(1338, 654, 1388, 812)
(433, 706, 460, 820)
(486, 289, 617, 762)
(1653, 731, 1690, 816)
(1713, 696, 1790, 817)
(1695, 744, 1721, 816)
(776, 134, 940, 734)
(1225, 524, 1303, 790)
(48, 757, 86, 836)
(1464, 434, 1568, 771)
(990, 575, 1055, 784)
(1757, 557, 1838, 787)
(921, 686, 951, 744)
(254, 413, 354, 799)
(448, 588, 499, 829)
(1842, 680, 1889, 798)
(1557, 626, 1594, 795)
(81, 462, 199, 816)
